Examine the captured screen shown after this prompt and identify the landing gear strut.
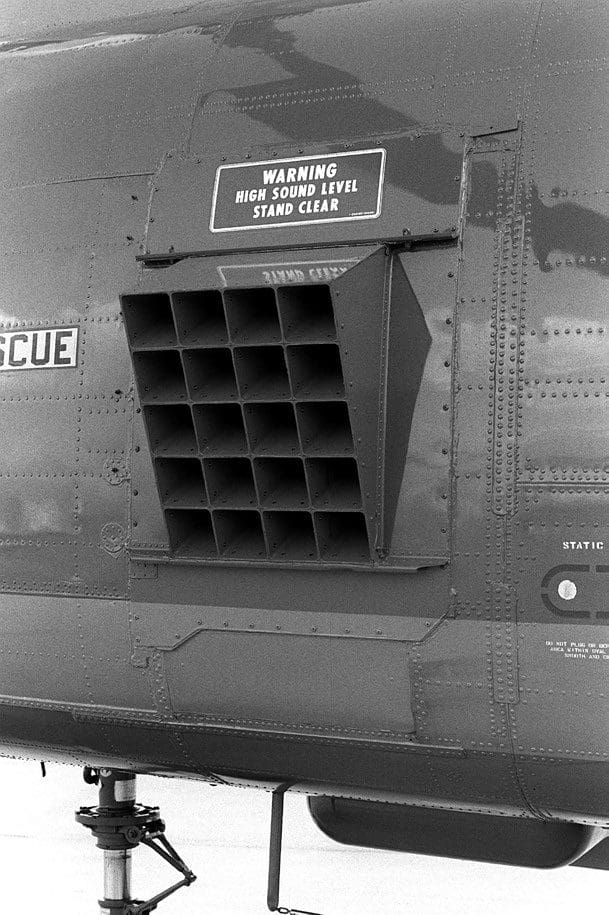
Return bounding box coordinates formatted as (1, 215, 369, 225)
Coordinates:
(76, 768, 196, 914)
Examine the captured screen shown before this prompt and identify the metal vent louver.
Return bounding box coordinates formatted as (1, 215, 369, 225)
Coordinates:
(122, 285, 371, 564)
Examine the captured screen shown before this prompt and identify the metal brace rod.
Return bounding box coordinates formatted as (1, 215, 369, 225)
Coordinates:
(267, 790, 286, 912)
(124, 875, 194, 915)
(124, 832, 196, 914)
(267, 787, 325, 915)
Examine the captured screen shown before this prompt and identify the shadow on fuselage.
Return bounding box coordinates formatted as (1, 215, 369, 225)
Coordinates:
(210, 13, 609, 277)
(528, 184, 609, 277)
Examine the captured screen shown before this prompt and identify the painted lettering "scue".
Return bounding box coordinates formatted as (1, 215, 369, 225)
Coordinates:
(0, 327, 79, 371)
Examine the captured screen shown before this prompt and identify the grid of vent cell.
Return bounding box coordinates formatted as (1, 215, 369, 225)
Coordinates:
(122, 285, 370, 563)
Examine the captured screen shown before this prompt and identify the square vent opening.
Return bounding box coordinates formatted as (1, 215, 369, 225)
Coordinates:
(123, 283, 371, 564)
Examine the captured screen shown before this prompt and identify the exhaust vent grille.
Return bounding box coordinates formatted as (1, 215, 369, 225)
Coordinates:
(122, 285, 371, 564)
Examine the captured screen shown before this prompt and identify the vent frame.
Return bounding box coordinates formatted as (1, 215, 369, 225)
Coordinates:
(123, 282, 375, 566)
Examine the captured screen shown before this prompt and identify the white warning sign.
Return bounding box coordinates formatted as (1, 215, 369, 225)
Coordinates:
(210, 149, 386, 233)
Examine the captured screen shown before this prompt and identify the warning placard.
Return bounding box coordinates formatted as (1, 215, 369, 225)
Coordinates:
(210, 149, 385, 233)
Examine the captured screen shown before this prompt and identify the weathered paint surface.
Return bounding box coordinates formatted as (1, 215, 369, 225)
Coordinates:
(0, 0, 607, 830)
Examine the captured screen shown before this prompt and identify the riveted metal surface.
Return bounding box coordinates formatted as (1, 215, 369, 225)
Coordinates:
(0, 0, 607, 833)
(128, 599, 444, 652)
(145, 134, 461, 257)
(162, 629, 415, 737)
(505, 0, 609, 821)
